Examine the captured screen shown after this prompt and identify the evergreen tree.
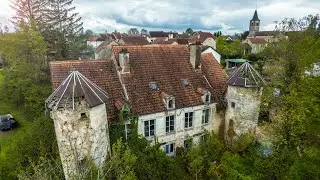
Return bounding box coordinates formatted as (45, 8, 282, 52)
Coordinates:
(10, 0, 45, 29)
(41, 0, 84, 60)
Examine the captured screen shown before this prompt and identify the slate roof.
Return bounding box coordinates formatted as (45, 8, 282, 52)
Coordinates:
(46, 71, 109, 110)
(112, 45, 212, 116)
(251, 10, 260, 21)
(227, 62, 266, 87)
(120, 36, 149, 45)
(201, 53, 228, 102)
(49, 59, 123, 123)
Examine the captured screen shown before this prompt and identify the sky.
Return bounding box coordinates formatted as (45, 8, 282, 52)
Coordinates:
(0, 0, 320, 34)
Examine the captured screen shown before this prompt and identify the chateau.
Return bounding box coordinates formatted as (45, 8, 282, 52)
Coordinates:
(46, 44, 265, 179)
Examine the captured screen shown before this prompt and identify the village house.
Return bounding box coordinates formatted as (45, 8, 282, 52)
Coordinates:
(188, 31, 217, 49)
(46, 44, 265, 179)
(87, 36, 105, 49)
(148, 31, 179, 42)
(243, 38, 268, 54)
(94, 40, 119, 59)
(118, 36, 149, 45)
(201, 46, 221, 64)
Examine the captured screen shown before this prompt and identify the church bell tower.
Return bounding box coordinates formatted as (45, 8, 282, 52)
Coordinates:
(249, 10, 260, 37)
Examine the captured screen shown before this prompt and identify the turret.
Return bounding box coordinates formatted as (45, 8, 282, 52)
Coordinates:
(224, 62, 266, 137)
(46, 71, 110, 179)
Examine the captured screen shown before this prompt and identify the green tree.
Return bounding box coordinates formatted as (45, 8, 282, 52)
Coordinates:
(185, 28, 193, 35)
(128, 28, 139, 35)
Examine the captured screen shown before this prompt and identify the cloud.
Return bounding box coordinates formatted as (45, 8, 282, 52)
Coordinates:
(1, 0, 319, 34)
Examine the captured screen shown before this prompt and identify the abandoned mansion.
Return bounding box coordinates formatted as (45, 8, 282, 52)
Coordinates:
(45, 44, 266, 178)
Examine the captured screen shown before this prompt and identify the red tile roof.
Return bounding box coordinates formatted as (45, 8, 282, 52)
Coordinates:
(112, 45, 212, 116)
(201, 53, 228, 103)
(152, 38, 189, 45)
(247, 38, 268, 44)
(120, 36, 149, 45)
(49, 59, 123, 123)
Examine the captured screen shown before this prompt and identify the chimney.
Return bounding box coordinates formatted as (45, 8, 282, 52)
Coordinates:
(119, 48, 130, 73)
(189, 43, 201, 70)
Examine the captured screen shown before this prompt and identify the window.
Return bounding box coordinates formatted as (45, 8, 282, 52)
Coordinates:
(144, 120, 155, 137)
(231, 102, 236, 108)
(125, 124, 132, 141)
(256, 22, 259, 26)
(166, 115, 175, 133)
(184, 112, 193, 129)
(168, 99, 174, 109)
(202, 108, 210, 124)
(205, 93, 210, 104)
(165, 143, 175, 155)
(184, 139, 192, 149)
(200, 134, 207, 144)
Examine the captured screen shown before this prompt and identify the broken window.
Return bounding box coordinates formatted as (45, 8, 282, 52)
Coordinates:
(166, 115, 175, 133)
(165, 143, 175, 155)
(144, 119, 155, 137)
(202, 108, 210, 124)
(184, 112, 193, 129)
(184, 139, 192, 149)
(231, 102, 236, 109)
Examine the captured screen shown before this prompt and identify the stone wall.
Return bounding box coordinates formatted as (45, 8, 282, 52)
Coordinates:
(51, 101, 109, 179)
(225, 86, 262, 136)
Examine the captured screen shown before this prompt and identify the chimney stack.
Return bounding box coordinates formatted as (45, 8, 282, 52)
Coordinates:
(119, 48, 130, 73)
(189, 43, 201, 70)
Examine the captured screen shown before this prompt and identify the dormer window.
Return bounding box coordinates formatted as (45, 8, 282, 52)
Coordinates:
(205, 93, 210, 104)
(161, 92, 175, 110)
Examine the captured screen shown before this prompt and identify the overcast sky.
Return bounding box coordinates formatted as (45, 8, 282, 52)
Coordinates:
(0, 0, 319, 34)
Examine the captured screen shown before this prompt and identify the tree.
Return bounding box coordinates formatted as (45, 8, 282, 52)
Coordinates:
(185, 28, 193, 35)
(41, 0, 84, 60)
(128, 28, 139, 35)
(140, 29, 148, 36)
(85, 29, 93, 36)
(10, 0, 45, 29)
(241, 31, 249, 39)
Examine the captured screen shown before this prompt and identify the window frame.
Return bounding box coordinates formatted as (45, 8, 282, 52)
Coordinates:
(165, 115, 175, 134)
(231, 102, 236, 109)
(202, 108, 210, 125)
(165, 143, 175, 156)
(144, 119, 155, 138)
(184, 112, 194, 129)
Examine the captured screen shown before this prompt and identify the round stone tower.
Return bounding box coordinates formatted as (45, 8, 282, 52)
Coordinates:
(46, 71, 110, 179)
(225, 62, 266, 136)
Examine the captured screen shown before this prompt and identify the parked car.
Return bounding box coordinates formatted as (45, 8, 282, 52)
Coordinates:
(0, 114, 17, 131)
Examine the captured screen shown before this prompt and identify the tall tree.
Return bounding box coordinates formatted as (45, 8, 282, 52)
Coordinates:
(10, 0, 45, 29)
(128, 28, 139, 35)
(41, 0, 84, 60)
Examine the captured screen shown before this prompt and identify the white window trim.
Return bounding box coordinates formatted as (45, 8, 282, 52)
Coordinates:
(202, 108, 211, 125)
(184, 112, 194, 129)
(165, 115, 175, 134)
(204, 92, 211, 104)
(144, 119, 156, 138)
(165, 142, 175, 156)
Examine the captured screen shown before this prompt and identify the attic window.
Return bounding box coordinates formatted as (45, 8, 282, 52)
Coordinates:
(183, 79, 189, 86)
(205, 93, 210, 103)
(149, 82, 157, 90)
(80, 113, 87, 119)
(168, 99, 174, 109)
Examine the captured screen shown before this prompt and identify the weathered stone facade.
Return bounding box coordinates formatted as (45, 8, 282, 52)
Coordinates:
(51, 101, 110, 179)
(225, 86, 263, 136)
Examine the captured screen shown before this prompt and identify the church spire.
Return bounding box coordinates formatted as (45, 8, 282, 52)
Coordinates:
(251, 10, 260, 21)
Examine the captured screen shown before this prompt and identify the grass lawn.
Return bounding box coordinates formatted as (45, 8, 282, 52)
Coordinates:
(0, 70, 30, 148)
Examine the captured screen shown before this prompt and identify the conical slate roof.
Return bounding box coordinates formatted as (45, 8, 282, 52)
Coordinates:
(46, 71, 109, 110)
(251, 10, 260, 21)
(227, 62, 266, 87)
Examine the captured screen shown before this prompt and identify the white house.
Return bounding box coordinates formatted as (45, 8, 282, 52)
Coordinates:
(202, 46, 221, 64)
(87, 36, 105, 49)
(111, 45, 227, 155)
